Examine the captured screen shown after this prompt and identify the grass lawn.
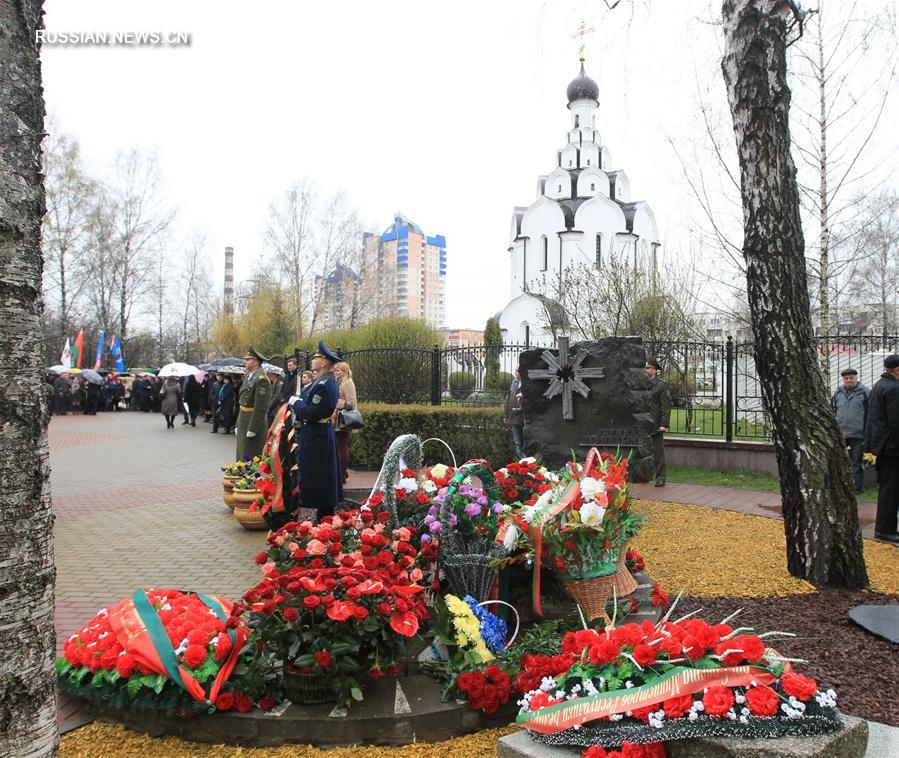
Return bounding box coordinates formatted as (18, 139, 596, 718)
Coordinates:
(665, 463, 878, 501)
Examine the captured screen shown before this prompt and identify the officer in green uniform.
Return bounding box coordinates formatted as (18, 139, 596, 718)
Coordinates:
(236, 347, 272, 460)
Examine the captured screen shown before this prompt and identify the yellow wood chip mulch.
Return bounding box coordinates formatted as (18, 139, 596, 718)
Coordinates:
(60, 721, 518, 757)
(632, 499, 899, 597)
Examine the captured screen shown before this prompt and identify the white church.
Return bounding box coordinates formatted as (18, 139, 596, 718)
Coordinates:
(497, 59, 661, 346)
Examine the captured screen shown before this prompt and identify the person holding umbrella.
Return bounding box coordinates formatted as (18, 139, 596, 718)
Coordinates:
(159, 375, 181, 429)
(236, 347, 272, 460)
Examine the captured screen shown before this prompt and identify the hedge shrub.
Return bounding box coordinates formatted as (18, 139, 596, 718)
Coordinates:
(347, 403, 513, 471)
(447, 371, 476, 400)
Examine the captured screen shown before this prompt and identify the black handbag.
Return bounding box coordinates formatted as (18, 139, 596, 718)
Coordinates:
(337, 408, 364, 431)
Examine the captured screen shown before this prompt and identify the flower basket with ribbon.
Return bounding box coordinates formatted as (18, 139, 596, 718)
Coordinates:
(436, 460, 510, 602)
(512, 448, 643, 621)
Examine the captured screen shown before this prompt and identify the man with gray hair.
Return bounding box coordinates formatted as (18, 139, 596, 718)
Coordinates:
(831, 367, 869, 494)
(864, 354, 899, 544)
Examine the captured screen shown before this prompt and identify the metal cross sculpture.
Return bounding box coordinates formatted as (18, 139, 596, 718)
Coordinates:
(528, 336, 605, 421)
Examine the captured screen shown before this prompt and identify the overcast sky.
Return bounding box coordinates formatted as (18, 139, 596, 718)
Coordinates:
(41, 0, 898, 331)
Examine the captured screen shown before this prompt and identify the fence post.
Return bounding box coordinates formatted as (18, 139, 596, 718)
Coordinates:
(725, 336, 734, 443)
(431, 344, 441, 406)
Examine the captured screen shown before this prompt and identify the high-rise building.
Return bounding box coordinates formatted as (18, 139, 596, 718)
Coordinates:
(223, 246, 234, 315)
(359, 213, 446, 327)
(312, 264, 362, 332)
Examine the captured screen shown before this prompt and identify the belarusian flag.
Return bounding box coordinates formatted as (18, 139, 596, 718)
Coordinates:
(60, 337, 72, 369)
(72, 329, 84, 368)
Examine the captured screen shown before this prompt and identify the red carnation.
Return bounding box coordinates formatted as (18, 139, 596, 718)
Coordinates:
(353, 605, 369, 621)
(283, 607, 298, 622)
(235, 693, 254, 713)
(745, 684, 780, 716)
(115, 652, 136, 679)
(302, 595, 322, 609)
(182, 644, 208, 669)
(254, 551, 268, 565)
(216, 691, 235, 711)
(258, 693, 277, 711)
(588, 639, 621, 666)
(315, 650, 333, 669)
(632, 643, 657, 668)
(662, 693, 694, 718)
(702, 685, 735, 717)
(781, 672, 818, 701)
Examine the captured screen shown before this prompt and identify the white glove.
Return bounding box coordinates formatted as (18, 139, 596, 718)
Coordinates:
(246, 431, 256, 438)
(288, 395, 300, 406)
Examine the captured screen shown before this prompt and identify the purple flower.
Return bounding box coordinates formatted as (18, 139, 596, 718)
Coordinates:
(477, 495, 488, 506)
(449, 514, 458, 526)
(429, 521, 443, 534)
(492, 503, 504, 514)
(464, 502, 481, 517)
(421, 534, 431, 544)
(424, 514, 435, 525)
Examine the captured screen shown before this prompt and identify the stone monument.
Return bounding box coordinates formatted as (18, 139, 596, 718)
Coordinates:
(519, 336, 657, 481)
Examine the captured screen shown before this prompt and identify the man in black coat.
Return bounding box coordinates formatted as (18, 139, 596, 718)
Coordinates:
(280, 357, 298, 403)
(646, 358, 672, 487)
(864, 354, 899, 544)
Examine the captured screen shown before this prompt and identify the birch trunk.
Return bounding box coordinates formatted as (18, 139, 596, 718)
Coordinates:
(0, 0, 59, 754)
(721, 0, 868, 588)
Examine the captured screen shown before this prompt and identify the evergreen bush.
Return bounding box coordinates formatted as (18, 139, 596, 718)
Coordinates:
(346, 403, 512, 471)
(447, 371, 476, 400)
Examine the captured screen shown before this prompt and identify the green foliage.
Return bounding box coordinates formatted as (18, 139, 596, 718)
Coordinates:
(347, 403, 512, 471)
(488, 370, 514, 393)
(296, 317, 442, 353)
(484, 317, 503, 387)
(448, 371, 476, 400)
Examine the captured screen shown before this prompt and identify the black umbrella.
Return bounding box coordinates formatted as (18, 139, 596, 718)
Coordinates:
(207, 357, 245, 372)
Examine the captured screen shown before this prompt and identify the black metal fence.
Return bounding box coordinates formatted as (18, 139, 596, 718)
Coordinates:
(282, 335, 899, 443)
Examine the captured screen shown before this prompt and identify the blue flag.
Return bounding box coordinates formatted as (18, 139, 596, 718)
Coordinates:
(110, 335, 125, 372)
(94, 330, 106, 370)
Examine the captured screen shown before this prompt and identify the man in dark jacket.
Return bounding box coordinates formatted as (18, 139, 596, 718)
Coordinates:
(646, 358, 672, 487)
(280, 357, 298, 403)
(831, 368, 869, 494)
(863, 354, 899, 544)
(504, 367, 525, 459)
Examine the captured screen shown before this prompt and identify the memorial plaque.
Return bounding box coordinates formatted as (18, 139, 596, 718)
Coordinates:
(520, 336, 657, 481)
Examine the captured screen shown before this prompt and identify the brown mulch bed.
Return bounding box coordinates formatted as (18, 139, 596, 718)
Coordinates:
(680, 591, 899, 726)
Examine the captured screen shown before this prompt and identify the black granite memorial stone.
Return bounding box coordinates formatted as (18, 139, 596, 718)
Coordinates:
(520, 336, 657, 481)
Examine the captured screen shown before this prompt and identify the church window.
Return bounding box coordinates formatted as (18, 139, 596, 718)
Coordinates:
(574, 115, 580, 127)
(568, 160, 573, 167)
(595, 234, 603, 268)
(590, 183, 595, 191)
(587, 159, 591, 166)
(557, 184, 561, 193)
(541, 237, 548, 271)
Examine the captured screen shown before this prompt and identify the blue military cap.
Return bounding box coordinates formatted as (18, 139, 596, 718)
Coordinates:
(313, 340, 341, 363)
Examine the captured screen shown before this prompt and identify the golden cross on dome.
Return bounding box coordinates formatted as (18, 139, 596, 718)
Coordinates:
(571, 19, 594, 62)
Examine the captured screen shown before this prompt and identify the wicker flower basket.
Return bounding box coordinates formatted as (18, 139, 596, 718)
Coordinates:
(562, 573, 618, 625)
(283, 666, 337, 704)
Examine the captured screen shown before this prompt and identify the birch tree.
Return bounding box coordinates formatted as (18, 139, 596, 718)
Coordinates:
(42, 125, 94, 345)
(722, 0, 867, 588)
(0, 0, 58, 754)
(789, 0, 896, 368)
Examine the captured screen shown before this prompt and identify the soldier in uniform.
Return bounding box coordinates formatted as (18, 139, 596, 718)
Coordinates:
(289, 340, 343, 521)
(236, 347, 273, 460)
(645, 358, 672, 487)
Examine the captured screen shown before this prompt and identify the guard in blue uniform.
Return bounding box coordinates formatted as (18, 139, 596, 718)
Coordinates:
(290, 341, 343, 521)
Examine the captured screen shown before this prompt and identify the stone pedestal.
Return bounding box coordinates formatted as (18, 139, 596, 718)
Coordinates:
(498, 714, 868, 758)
